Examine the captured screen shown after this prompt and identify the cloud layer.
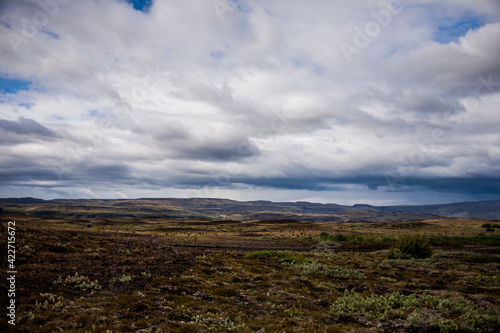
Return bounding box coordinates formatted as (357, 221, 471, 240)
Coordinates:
(1, 0, 499, 205)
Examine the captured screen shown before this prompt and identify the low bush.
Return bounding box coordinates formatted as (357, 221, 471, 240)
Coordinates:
(319, 232, 347, 242)
(331, 290, 500, 332)
(472, 233, 500, 245)
(388, 235, 432, 259)
(245, 250, 312, 264)
(318, 232, 395, 245)
(294, 262, 365, 280)
(53, 273, 101, 290)
(428, 235, 464, 248)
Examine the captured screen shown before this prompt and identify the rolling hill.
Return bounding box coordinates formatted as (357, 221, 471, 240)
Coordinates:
(1, 197, 499, 222)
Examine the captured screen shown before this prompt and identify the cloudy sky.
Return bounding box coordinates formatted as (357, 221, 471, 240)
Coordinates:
(1, 0, 499, 205)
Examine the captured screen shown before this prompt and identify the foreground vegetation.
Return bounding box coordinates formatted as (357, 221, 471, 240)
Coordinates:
(1, 213, 499, 332)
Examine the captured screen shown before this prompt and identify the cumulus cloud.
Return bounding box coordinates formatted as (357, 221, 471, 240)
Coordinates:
(0, 0, 499, 204)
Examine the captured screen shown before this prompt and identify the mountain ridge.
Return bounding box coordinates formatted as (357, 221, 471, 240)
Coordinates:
(1, 197, 499, 221)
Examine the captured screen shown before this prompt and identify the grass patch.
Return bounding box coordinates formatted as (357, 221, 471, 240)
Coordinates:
(331, 290, 500, 332)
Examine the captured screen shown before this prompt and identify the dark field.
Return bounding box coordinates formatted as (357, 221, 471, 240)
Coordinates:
(1, 212, 499, 332)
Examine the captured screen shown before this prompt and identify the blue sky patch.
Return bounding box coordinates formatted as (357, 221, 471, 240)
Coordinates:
(126, 0, 152, 13)
(210, 51, 226, 60)
(43, 30, 60, 40)
(0, 77, 31, 94)
(435, 15, 484, 43)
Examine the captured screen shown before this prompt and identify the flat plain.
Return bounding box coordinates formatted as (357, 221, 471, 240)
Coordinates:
(1, 208, 499, 332)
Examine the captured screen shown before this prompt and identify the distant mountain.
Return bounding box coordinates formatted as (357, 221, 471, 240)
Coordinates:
(374, 201, 500, 220)
(0, 198, 499, 222)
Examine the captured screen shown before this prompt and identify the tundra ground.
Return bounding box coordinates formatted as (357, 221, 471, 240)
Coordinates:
(1, 213, 499, 332)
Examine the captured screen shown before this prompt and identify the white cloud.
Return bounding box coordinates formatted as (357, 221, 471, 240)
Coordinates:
(0, 0, 499, 204)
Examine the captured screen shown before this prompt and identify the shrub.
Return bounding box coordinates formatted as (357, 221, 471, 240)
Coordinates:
(334, 234, 348, 242)
(395, 235, 432, 259)
(386, 245, 398, 259)
(245, 250, 312, 264)
(294, 262, 365, 280)
(486, 228, 495, 232)
(115, 274, 133, 283)
(482, 223, 492, 228)
(245, 250, 278, 260)
(53, 273, 101, 290)
(472, 233, 500, 245)
(330, 290, 500, 331)
(319, 232, 330, 240)
(428, 235, 464, 248)
(318, 232, 348, 242)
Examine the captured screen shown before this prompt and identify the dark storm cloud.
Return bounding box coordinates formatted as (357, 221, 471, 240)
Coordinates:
(82, 164, 132, 183)
(382, 176, 500, 197)
(168, 136, 260, 162)
(208, 174, 500, 198)
(0, 163, 56, 184)
(0, 117, 58, 144)
(0, 117, 56, 137)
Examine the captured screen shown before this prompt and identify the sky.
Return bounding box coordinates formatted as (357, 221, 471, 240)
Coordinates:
(0, 0, 500, 206)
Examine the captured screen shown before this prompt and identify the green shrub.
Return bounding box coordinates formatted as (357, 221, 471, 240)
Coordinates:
(486, 228, 495, 232)
(245, 250, 312, 264)
(115, 274, 133, 283)
(294, 262, 365, 280)
(317, 232, 348, 242)
(331, 290, 500, 331)
(53, 273, 101, 290)
(482, 223, 492, 228)
(386, 245, 399, 259)
(395, 235, 433, 259)
(428, 235, 464, 248)
(334, 234, 348, 242)
(471, 233, 500, 245)
(319, 232, 330, 240)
